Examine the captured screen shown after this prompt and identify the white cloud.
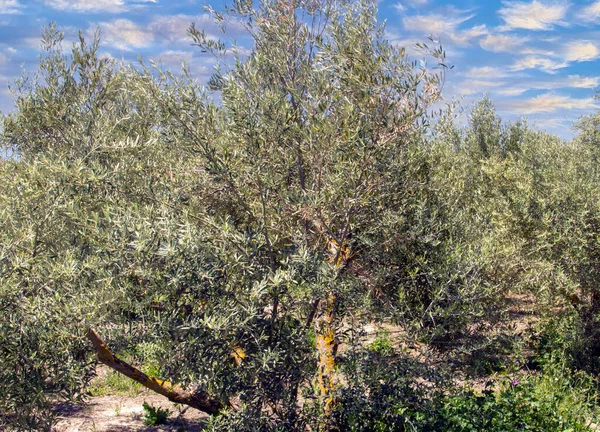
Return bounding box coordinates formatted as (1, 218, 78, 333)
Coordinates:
(40, 0, 127, 13)
(566, 74, 600, 88)
(38, 0, 156, 12)
(0, 0, 21, 14)
(531, 117, 572, 135)
(96, 19, 153, 51)
(455, 79, 506, 95)
(528, 75, 600, 90)
(497, 87, 528, 96)
(404, 0, 429, 6)
(464, 66, 509, 79)
(147, 14, 247, 45)
(403, 12, 473, 35)
(480, 33, 526, 52)
(576, 1, 600, 22)
(493, 75, 600, 96)
(506, 40, 599, 74)
(385, 33, 430, 57)
(510, 56, 568, 73)
(562, 41, 600, 62)
(521, 46, 556, 56)
(449, 24, 488, 45)
(152, 50, 193, 69)
(507, 93, 596, 114)
(498, 1, 569, 30)
(148, 14, 210, 43)
(394, 2, 406, 12)
(402, 10, 487, 46)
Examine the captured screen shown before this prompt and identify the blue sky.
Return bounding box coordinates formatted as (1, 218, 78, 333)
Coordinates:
(0, 0, 598, 139)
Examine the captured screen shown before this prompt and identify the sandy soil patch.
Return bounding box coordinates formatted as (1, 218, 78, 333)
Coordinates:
(55, 390, 208, 432)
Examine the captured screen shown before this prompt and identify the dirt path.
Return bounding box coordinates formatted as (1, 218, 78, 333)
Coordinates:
(55, 390, 208, 432)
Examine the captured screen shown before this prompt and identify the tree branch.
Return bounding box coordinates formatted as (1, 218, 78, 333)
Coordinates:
(86, 328, 224, 415)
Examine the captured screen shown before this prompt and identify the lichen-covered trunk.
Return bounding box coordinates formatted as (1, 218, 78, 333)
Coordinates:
(315, 292, 338, 420)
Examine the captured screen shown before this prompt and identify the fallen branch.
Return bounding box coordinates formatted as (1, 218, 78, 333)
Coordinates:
(86, 328, 223, 415)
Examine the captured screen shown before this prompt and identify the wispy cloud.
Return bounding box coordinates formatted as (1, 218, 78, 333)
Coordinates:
(491, 74, 600, 98)
(148, 14, 212, 44)
(38, 0, 154, 13)
(95, 19, 153, 51)
(394, 2, 406, 12)
(480, 33, 527, 52)
(510, 56, 567, 73)
(566, 74, 600, 88)
(498, 1, 569, 31)
(401, 9, 488, 46)
(404, 0, 430, 6)
(41, 0, 126, 13)
(384, 32, 431, 57)
(504, 93, 596, 114)
(507, 40, 599, 74)
(449, 24, 488, 45)
(402, 11, 474, 35)
(576, 1, 600, 23)
(562, 41, 600, 62)
(152, 50, 193, 68)
(497, 87, 528, 96)
(463, 66, 509, 79)
(455, 79, 506, 96)
(494, 75, 600, 97)
(147, 14, 247, 45)
(0, 0, 22, 14)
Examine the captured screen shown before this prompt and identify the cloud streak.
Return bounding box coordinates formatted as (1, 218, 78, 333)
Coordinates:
(480, 33, 527, 52)
(38, 0, 156, 13)
(498, 1, 569, 31)
(504, 93, 597, 114)
(0, 0, 22, 14)
(576, 1, 600, 23)
(95, 19, 154, 51)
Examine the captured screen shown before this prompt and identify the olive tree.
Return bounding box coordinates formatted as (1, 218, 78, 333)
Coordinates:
(0, 0, 448, 429)
(167, 0, 447, 421)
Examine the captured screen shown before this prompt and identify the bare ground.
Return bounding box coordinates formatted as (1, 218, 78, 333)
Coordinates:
(54, 390, 208, 432)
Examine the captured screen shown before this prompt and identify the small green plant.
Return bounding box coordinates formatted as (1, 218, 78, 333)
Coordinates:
(369, 331, 395, 356)
(89, 370, 142, 396)
(142, 401, 171, 426)
(436, 361, 599, 432)
(89, 362, 161, 396)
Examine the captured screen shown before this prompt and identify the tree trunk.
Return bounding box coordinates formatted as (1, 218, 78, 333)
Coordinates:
(315, 292, 338, 420)
(86, 328, 224, 415)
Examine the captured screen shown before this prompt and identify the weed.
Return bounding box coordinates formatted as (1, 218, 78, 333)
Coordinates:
(369, 331, 394, 356)
(142, 401, 171, 426)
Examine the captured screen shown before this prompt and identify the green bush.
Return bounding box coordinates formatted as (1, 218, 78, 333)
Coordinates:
(142, 401, 171, 426)
(333, 352, 598, 431)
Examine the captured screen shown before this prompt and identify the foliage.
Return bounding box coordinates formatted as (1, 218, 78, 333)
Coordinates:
(0, 1, 447, 428)
(142, 401, 172, 426)
(369, 331, 394, 356)
(3, 0, 600, 430)
(89, 363, 161, 397)
(333, 351, 598, 431)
